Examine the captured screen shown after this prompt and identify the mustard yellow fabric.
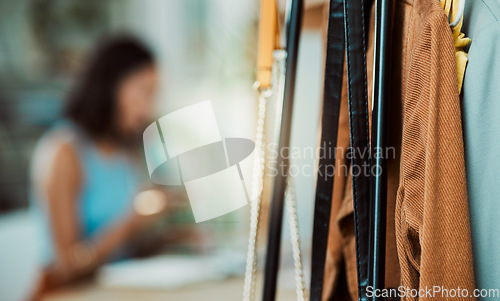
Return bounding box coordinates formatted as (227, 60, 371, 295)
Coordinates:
(440, 0, 471, 93)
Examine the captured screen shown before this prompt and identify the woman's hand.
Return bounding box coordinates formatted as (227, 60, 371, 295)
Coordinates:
(128, 189, 170, 231)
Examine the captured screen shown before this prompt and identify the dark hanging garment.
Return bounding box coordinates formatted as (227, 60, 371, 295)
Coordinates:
(320, 3, 378, 300)
(313, 0, 374, 299)
(310, 0, 346, 299)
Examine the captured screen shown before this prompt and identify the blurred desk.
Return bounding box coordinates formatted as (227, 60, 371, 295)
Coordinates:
(42, 255, 299, 300)
(0, 212, 301, 301)
(42, 277, 298, 301)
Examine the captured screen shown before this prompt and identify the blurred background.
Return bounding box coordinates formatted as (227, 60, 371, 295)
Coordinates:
(0, 0, 326, 300)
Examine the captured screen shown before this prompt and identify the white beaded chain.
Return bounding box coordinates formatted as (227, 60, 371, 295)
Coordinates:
(285, 176, 307, 301)
(242, 85, 270, 301)
(243, 50, 306, 301)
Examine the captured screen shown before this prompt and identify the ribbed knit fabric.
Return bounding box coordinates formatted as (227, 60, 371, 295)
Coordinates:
(394, 0, 476, 299)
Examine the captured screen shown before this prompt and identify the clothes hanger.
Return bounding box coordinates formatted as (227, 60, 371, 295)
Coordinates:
(449, 0, 465, 27)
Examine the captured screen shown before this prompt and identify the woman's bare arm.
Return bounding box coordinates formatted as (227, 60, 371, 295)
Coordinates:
(40, 142, 157, 286)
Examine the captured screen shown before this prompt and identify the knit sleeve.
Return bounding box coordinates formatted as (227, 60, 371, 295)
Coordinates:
(395, 11, 476, 301)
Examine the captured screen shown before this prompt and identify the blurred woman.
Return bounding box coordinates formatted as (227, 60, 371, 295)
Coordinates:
(29, 35, 168, 298)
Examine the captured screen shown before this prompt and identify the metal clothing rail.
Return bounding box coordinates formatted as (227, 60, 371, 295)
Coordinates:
(369, 0, 391, 299)
(262, 0, 303, 300)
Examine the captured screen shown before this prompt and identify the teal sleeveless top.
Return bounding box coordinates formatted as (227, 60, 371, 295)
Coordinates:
(30, 121, 141, 265)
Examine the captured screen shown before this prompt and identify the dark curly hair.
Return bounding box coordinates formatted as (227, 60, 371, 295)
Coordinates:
(65, 35, 155, 144)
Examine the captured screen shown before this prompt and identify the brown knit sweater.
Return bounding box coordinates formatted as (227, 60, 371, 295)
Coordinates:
(395, 0, 475, 299)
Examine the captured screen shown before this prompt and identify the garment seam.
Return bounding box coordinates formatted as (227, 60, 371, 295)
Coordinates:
(344, 0, 363, 298)
(481, 0, 499, 22)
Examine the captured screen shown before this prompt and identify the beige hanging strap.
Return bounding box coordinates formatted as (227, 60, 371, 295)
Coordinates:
(256, 0, 281, 90)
